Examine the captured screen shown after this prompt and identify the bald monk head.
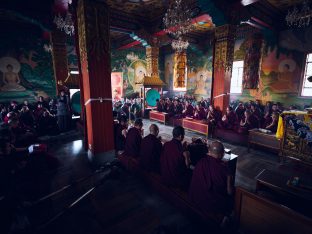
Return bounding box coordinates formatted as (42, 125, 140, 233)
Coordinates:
(149, 124, 159, 136)
(208, 141, 225, 159)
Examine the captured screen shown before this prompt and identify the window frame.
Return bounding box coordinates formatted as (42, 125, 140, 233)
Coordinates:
(300, 53, 312, 98)
(230, 60, 244, 94)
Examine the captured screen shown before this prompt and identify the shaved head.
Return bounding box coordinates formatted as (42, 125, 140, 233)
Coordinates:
(149, 124, 159, 136)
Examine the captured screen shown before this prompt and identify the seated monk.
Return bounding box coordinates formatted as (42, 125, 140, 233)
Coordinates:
(187, 138, 208, 166)
(182, 101, 194, 118)
(173, 100, 183, 118)
(156, 99, 163, 112)
(189, 141, 233, 216)
(238, 110, 258, 134)
(165, 99, 174, 117)
(207, 105, 218, 125)
(235, 102, 245, 123)
(160, 126, 191, 190)
(193, 103, 206, 120)
(124, 118, 143, 158)
(139, 124, 162, 172)
(114, 115, 128, 154)
(265, 112, 279, 133)
(220, 106, 236, 130)
(250, 104, 262, 123)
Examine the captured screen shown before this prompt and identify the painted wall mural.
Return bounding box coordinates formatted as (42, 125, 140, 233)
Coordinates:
(187, 46, 213, 99)
(111, 48, 146, 97)
(231, 32, 311, 109)
(163, 46, 213, 99)
(0, 25, 55, 103)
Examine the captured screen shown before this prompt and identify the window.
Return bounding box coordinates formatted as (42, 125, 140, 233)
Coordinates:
(230, 60, 244, 94)
(301, 53, 312, 97)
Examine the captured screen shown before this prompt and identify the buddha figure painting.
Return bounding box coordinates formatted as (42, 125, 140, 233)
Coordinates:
(194, 70, 209, 95)
(0, 57, 26, 92)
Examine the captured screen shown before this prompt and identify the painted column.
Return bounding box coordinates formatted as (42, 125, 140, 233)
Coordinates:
(146, 46, 159, 77)
(50, 30, 69, 94)
(173, 51, 187, 89)
(76, 0, 114, 155)
(212, 25, 235, 112)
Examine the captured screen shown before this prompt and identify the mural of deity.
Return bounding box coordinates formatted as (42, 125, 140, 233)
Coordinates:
(0, 57, 26, 92)
(194, 74, 207, 95)
(128, 60, 147, 93)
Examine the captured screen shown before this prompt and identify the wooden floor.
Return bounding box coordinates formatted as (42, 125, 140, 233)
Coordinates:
(15, 119, 283, 234)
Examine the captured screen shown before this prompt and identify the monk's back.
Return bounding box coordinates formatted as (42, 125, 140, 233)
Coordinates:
(160, 139, 186, 186)
(140, 134, 162, 172)
(125, 127, 141, 157)
(189, 156, 229, 213)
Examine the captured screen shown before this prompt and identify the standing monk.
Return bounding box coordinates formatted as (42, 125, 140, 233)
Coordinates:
(139, 124, 162, 172)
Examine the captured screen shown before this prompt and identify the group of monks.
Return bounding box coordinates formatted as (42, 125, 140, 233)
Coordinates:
(114, 118, 234, 218)
(156, 98, 283, 134)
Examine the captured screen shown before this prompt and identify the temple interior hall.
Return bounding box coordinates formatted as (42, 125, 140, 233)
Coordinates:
(0, 0, 312, 233)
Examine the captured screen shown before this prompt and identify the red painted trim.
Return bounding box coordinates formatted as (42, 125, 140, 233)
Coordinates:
(251, 17, 273, 29)
(118, 41, 141, 50)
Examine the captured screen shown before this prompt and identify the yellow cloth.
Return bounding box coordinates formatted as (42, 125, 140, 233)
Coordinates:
(276, 111, 312, 139)
(276, 116, 284, 139)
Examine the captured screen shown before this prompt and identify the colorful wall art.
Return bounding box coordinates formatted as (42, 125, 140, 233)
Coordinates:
(111, 48, 147, 98)
(111, 72, 123, 101)
(163, 45, 213, 100)
(231, 30, 312, 109)
(0, 24, 55, 103)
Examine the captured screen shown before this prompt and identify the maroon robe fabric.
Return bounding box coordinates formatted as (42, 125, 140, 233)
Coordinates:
(124, 127, 142, 157)
(265, 119, 278, 133)
(193, 107, 206, 120)
(221, 111, 237, 129)
(160, 139, 189, 189)
(189, 156, 231, 214)
(235, 107, 245, 122)
(139, 134, 162, 172)
(238, 115, 259, 134)
(183, 105, 194, 118)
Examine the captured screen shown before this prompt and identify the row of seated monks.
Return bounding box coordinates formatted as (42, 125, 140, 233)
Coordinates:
(156, 98, 282, 134)
(114, 117, 234, 219)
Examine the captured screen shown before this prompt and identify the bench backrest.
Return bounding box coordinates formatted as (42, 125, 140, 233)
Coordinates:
(235, 187, 312, 234)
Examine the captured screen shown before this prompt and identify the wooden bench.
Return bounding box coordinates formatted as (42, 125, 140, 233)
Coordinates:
(116, 154, 224, 226)
(248, 129, 280, 153)
(149, 111, 169, 125)
(214, 128, 248, 146)
(235, 187, 312, 234)
(182, 119, 209, 137)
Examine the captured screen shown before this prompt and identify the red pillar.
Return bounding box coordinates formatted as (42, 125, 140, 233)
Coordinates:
(212, 25, 235, 112)
(76, 0, 114, 155)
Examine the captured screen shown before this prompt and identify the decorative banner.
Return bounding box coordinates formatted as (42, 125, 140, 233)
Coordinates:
(243, 33, 263, 89)
(111, 72, 123, 100)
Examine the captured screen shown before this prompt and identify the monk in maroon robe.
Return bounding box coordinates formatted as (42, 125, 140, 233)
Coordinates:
(124, 119, 143, 158)
(160, 126, 191, 190)
(114, 115, 128, 153)
(265, 112, 279, 133)
(235, 102, 245, 123)
(182, 101, 194, 118)
(189, 141, 233, 215)
(220, 106, 237, 130)
(193, 104, 206, 120)
(139, 124, 162, 172)
(238, 110, 258, 134)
